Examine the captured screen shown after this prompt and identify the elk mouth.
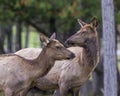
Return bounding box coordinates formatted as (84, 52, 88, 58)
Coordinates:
(66, 53, 75, 60)
(68, 43, 78, 47)
(66, 57, 71, 60)
(66, 42, 80, 47)
(66, 40, 86, 48)
(65, 40, 78, 47)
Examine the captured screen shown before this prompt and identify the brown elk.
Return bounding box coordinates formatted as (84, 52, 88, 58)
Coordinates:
(0, 33, 75, 96)
(15, 17, 100, 96)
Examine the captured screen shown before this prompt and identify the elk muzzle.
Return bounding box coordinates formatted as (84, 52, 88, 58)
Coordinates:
(65, 40, 76, 47)
(67, 53, 75, 60)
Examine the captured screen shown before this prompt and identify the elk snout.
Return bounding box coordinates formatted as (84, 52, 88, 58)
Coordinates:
(71, 53, 75, 59)
(65, 40, 75, 47)
(67, 53, 75, 60)
(65, 39, 69, 44)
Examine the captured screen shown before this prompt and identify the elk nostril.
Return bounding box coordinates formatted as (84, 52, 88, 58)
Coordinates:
(65, 40, 68, 47)
(66, 53, 75, 60)
(65, 40, 72, 47)
(70, 53, 75, 59)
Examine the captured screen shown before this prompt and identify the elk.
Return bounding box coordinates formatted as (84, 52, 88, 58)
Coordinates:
(15, 17, 100, 96)
(0, 33, 75, 96)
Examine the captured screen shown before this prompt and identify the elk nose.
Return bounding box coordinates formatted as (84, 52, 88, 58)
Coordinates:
(65, 40, 71, 47)
(65, 40, 74, 47)
(65, 39, 69, 45)
(70, 53, 75, 59)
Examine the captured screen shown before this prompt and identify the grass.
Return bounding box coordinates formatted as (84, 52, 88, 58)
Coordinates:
(118, 60, 120, 71)
(0, 93, 3, 96)
(3, 26, 41, 53)
(21, 28, 40, 48)
(20, 26, 40, 48)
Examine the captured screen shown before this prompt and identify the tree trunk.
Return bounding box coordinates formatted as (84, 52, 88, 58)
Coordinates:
(92, 71, 103, 96)
(80, 84, 88, 96)
(117, 68, 120, 96)
(101, 0, 117, 96)
(16, 22, 22, 51)
(25, 24, 29, 48)
(49, 16, 56, 33)
(0, 40, 5, 54)
(92, 54, 103, 96)
(0, 26, 5, 53)
(7, 25, 13, 53)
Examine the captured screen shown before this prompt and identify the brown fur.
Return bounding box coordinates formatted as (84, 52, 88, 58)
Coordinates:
(15, 17, 100, 96)
(0, 33, 75, 96)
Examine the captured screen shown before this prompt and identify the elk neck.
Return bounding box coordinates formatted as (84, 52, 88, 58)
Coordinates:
(82, 37, 99, 68)
(29, 47, 55, 76)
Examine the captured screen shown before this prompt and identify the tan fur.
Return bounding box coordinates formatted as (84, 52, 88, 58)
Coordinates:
(0, 35, 75, 96)
(15, 47, 83, 90)
(15, 17, 100, 96)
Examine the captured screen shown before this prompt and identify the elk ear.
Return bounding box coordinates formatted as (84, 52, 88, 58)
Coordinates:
(40, 33, 49, 46)
(49, 32, 56, 40)
(77, 19, 86, 28)
(90, 17, 99, 28)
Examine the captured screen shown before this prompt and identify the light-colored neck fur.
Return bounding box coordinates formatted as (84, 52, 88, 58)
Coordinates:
(27, 47, 55, 77)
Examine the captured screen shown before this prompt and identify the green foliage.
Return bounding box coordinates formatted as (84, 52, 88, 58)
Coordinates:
(114, 0, 120, 23)
(12, 26, 40, 48)
(0, 0, 119, 32)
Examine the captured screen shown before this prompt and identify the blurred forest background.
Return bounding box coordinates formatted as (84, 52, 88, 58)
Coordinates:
(0, 0, 120, 96)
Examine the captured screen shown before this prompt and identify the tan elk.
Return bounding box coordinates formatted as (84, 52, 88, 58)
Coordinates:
(0, 33, 75, 96)
(15, 17, 100, 96)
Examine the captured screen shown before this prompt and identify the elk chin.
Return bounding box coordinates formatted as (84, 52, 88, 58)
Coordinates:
(77, 43, 86, 48)
(66, 42, 78, 47)
(69, 42, 86, 47)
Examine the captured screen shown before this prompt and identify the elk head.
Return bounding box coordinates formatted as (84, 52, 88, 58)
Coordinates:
(40, 33, 75, 60)
(66, 17, 99, 48)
